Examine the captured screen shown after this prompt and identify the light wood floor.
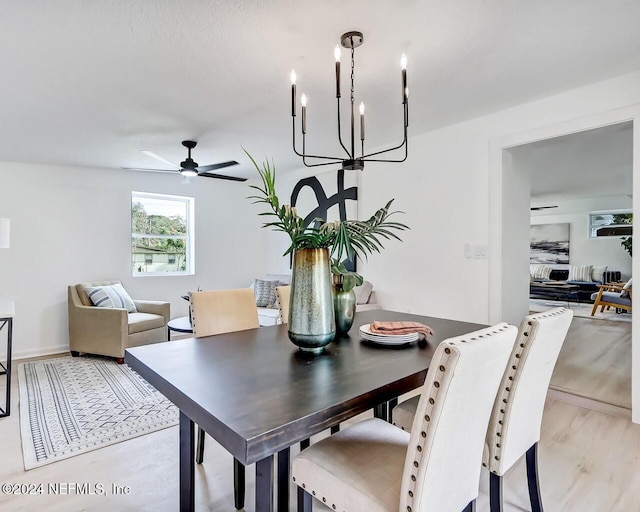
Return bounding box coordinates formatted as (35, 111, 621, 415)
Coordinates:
(1, 360, 640, 511)
(550, 315, 632, 409)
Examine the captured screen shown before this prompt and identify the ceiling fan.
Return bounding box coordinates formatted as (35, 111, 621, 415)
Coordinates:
(122, 140, 246, 181)
(530, 206, 558, 211)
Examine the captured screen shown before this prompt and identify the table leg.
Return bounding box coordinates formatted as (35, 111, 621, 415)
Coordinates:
(277, 448, 290, 512)
(388, 397, 398, 423)
(0, 319, 11, 418)
(374, 402, 388, 421)
(256, 455, 275, 512)
(180, 412, 195, 512)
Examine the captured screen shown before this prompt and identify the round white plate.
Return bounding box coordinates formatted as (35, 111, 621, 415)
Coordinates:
(359, 324, 420, 344)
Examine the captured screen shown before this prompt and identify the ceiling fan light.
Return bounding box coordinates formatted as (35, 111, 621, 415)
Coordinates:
(181, 169, 198, 177)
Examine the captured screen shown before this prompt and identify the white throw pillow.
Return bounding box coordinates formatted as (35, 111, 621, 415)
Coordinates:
(354, 281, 374, 305)
(86, 283, 137, 313)
(622, 278, 633, 298)
(568, 265, 593, 282)
(591, 265, 608, 284)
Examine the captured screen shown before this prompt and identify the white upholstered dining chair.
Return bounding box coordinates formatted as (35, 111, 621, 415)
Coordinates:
(275, 285, 291, 324)
(292, 323, 518, 512)
(189, 288, 260, 510)
(393, 307, 573, 512)
(483, 307, 572, 512)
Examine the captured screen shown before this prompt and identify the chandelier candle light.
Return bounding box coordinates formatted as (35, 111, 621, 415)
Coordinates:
(290, 31, 409, 171)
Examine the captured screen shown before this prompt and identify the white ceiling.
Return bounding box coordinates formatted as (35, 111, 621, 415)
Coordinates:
(510, 121, 633, 201)
(2, 1, 640, 178)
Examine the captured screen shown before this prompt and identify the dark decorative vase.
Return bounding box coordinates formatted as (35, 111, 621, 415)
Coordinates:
(333, 276, 356, 336)
(288, 248, 336, 353)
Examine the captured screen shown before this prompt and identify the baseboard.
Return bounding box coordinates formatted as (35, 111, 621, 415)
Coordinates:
(13, 344, 69, 362)
(547, 388, 632, 420)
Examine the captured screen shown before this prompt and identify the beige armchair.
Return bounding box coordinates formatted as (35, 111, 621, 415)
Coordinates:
(68, 280, 170, 363)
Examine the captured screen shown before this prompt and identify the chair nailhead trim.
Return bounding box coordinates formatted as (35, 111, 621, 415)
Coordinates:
(417, 446, 422, 452)
(409, 491, 414, 497)
(434, 381, 440, 388)
(424, 415, 430, 421)
(292, 477, 296, 482)
(302, 484, 306, 489)
(411, 475, 416, 481)
(444, 347, 451, 354)
(439, 365, 445, 371)
(429, 398, 435, 404)
(489, 317, 539, 473)
(414, 461, 419, 467)
(322, 497, 326, 502)
(312, 491, 316, 495)
(332, 505, 336, 510)
(407, 507, 412, 512)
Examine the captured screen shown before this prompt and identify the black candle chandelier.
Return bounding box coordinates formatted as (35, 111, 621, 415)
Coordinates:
(290, 31, 409, 171)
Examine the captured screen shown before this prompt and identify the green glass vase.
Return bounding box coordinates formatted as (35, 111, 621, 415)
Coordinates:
(333, 277, 356, 336)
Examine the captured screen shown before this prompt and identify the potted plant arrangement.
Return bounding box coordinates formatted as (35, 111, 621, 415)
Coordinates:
(247, 152, 409, 353)
(621, 235, 632, 257)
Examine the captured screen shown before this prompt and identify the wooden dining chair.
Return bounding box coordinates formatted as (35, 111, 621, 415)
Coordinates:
(276, 285, 291, 324)
(189, 288, 260, 510)
(392, 308, 573, 512)
(292, 323, 518, 512)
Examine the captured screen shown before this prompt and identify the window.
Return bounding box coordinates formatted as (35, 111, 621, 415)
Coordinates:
(589, 210, 632, 238)
(132, 192, 194, 276)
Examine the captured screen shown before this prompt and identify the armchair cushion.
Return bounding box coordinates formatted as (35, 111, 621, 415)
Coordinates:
(86, 283, 137, 313)
(128, 312, 166, 334)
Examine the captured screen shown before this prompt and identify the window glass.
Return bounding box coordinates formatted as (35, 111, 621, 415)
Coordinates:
(132, 192, 194, 275)
(589, 211, 632, 238)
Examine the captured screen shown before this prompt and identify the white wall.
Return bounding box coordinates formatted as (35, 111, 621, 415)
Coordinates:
(344, 72, 640, 324)
(531, 195, 633, 280)
(0, 163, 267, 358)
(501, 150, 532, 325)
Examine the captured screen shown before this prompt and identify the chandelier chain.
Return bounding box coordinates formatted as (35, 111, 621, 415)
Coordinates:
(350, 43, 355, 107)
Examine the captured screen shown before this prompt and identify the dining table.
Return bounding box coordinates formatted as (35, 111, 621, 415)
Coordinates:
(125, 309, 486, 512)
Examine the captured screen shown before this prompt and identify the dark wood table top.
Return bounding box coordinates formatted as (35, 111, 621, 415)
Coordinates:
(125, 309, 485, 465)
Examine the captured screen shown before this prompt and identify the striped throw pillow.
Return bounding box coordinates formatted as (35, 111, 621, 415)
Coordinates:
(86, 283, 137, 313)
(568, 265, 593, 282)
(530, 266, 552, 280)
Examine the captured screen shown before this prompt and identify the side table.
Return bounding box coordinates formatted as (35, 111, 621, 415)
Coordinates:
(167, 316, 193, 340)
(0, 299, 14, 418)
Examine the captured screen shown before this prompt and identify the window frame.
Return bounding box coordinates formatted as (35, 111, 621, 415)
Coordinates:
(588, 209, 632, 239)
(131, 191, 195, 277)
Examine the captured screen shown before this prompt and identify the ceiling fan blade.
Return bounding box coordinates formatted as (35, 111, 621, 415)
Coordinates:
(196, 161, 239, 172)
(140, 150, 181, 169)
(121, 167, 177, 174)
(198, 172, 247, 182)
(530, 206, 558, 211)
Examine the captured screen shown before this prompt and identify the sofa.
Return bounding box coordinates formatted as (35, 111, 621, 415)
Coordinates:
(253, 274, 381, 326)
(530, 268, 622, 302)
(68, 281, 170, 362)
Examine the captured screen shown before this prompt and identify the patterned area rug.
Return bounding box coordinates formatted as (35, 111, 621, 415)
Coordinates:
(530, 299, 632, 323)
(19, 356, 178, 469)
